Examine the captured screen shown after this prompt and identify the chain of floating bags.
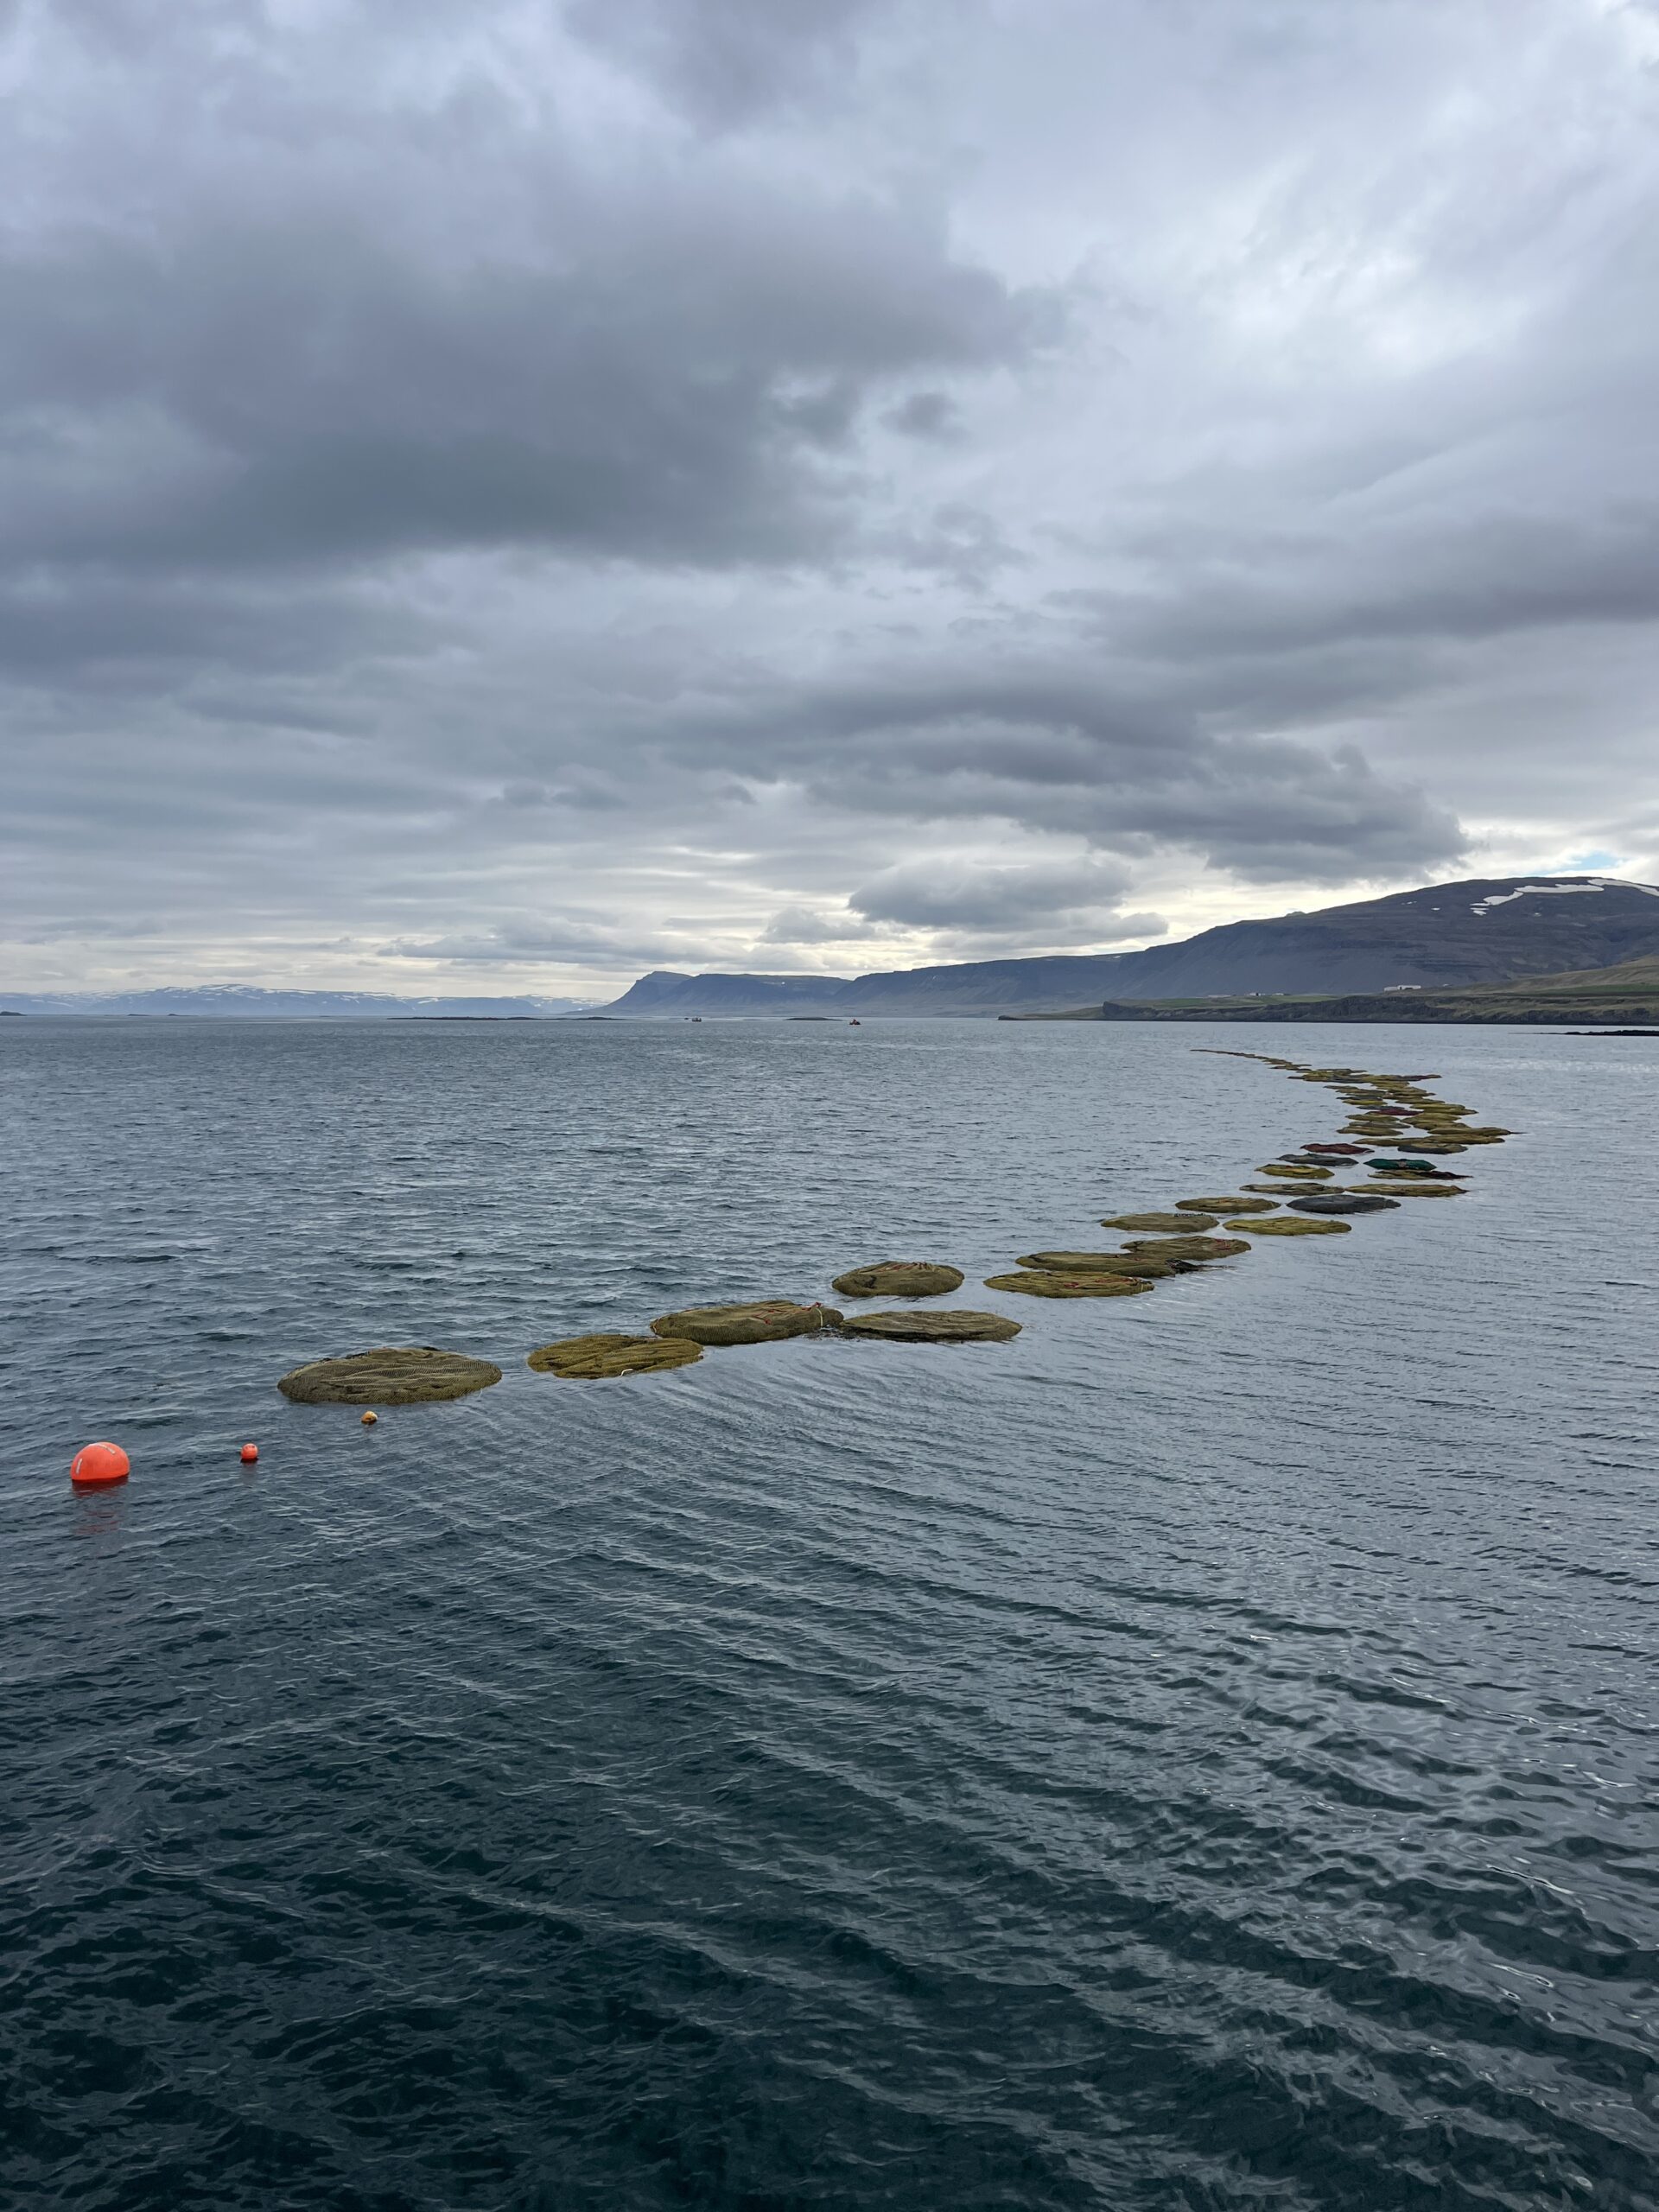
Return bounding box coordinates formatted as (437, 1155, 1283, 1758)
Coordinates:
(71, 1054, 1516, 1475)
(257, 1054, 1512, 1411)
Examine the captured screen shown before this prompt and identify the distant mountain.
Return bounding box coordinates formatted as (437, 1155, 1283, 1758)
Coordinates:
(1084, 876, 1659, 999)
(600, 876, 1659, 1016)
(0, 986, 596, 1019)
(15, 877, 1659, 1022)
(601, 972, 852, 1017)
(601, 962, 1151, 1015)
(1079, 950, 1659, 1025)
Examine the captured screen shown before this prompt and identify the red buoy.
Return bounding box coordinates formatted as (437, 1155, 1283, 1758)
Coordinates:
(71, 1441, 130, 1489)
(240, 1443, 259, 1464)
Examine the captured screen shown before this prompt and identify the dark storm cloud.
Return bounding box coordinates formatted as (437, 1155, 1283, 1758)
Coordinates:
(566, 0, 880, 129)
(1092, 467, 1659, 671)
(0, 192, 1041, 575)
(661, 663, 1468, 880)
(881, 391, 961, 442)
(0, 569, 429, 682)
(849, 854, 1155, 936)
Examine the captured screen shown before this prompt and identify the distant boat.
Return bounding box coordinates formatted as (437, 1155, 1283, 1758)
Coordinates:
(849, 1019, 861, 1026)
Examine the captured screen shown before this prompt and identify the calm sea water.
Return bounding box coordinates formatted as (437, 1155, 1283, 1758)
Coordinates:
(2, 1017, 1655, 2212)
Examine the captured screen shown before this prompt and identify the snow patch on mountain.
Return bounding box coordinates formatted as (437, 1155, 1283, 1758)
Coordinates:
(1471, 878, 1659, 915)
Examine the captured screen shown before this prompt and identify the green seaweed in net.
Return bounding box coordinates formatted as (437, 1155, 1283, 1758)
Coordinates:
(649, 1300, 842, 1346)
(1100, 1212, 1207, 1233)
(1225, 1214, 1351, 1236)
(277, 1346, 504, 1404)
(528, 1333, 703, 1379)
(830, 1262, 965, 1299)
(1122, 1235, 1252, 1261)
(842, 1308, 1022, 1342)
(1015, 1251, 1187, 1278)
(983, 1270, 1156, 1300)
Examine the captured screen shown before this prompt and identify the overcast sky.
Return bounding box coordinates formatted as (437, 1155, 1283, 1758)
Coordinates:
(6, 0, 1659, 995)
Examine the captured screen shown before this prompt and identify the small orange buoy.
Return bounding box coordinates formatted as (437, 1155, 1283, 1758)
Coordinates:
(71, 1441, 130, 1488)
(240, 1443, 259, 1464)
(360, 1410, 378, 1426)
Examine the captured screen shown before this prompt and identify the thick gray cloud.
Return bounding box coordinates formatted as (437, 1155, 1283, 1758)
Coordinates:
(1, 142, 1039, 576)
(849, 855, 1160, 940)
(566, 0, 880, 129)
(761, 906, 884, 946)
(4, 0, 1659, 994)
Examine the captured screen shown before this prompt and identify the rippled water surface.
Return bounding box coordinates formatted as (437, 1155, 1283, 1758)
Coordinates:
(3, 1017, 1656, 2211)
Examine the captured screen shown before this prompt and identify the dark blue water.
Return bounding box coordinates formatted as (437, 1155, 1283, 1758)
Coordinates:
(3, 1018, 1655, 2211)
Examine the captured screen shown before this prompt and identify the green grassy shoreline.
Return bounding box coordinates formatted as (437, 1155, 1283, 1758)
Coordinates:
(1000, 957, 1659, 1026)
